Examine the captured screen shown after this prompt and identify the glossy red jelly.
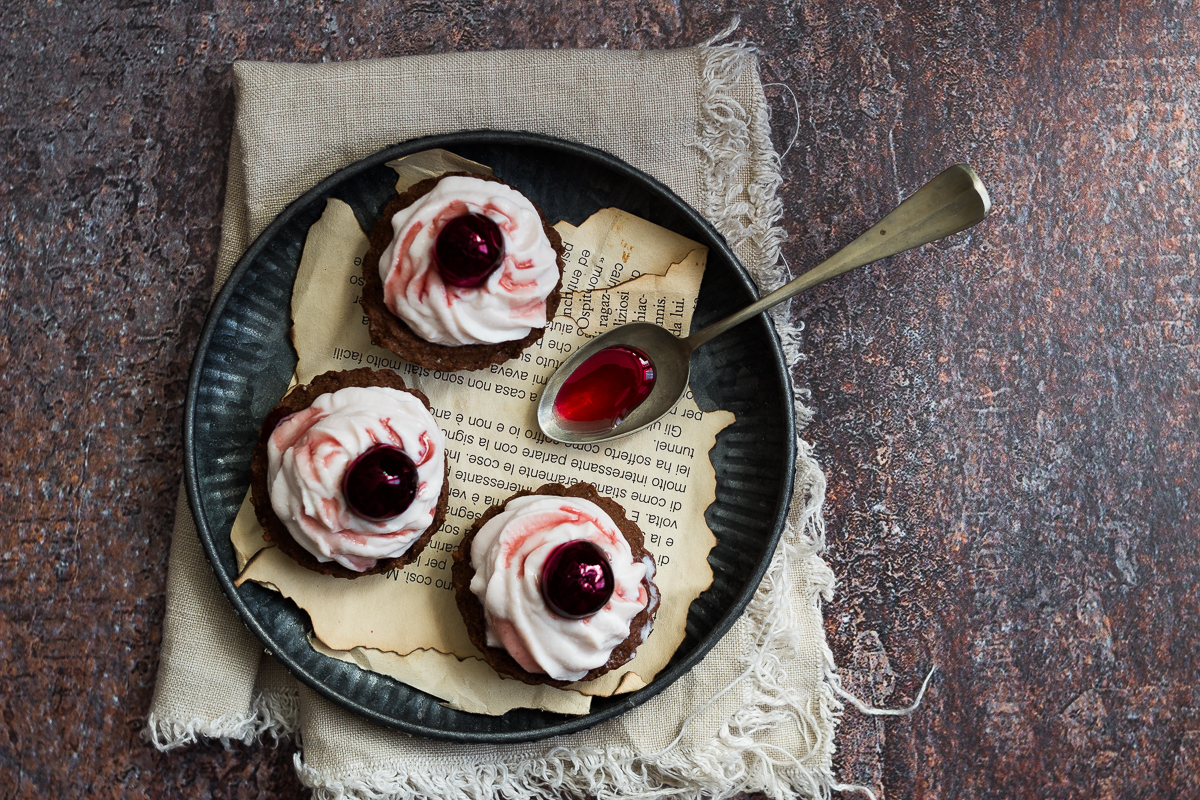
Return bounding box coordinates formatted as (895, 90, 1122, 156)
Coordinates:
(434, 213, 505, 288)
(343, 444, 418, 520)
(553, 346, 656, 431)
(540, 540, 615, 619)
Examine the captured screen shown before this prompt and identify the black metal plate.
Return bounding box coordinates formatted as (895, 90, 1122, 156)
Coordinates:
(184, 131, 796, 743)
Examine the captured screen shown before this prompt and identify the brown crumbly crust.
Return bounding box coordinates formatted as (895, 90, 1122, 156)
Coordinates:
(361, 172, 565, 371)
(451, 482, 661, 686)
(249, 367, 449, 580)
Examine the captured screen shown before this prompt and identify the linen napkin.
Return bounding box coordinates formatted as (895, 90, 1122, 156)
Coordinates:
(147, 37, 841, 800)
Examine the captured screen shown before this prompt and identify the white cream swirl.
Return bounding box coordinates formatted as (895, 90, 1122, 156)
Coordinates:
(267, 385, 445, 573)
(378, 175, 560, 346)
(469, 494, 654, 681)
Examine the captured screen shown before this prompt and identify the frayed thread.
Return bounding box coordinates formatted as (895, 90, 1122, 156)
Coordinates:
(300, 750, 833, 800)
(143, 686, 300, 752)
(762, 83, 801, 160)
(694, 17, 789, 294)
(830, 780, 881, 800)
(830, 666, 937, 718)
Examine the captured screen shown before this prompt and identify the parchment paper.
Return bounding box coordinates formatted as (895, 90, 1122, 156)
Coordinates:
(231, 152, 735, 714)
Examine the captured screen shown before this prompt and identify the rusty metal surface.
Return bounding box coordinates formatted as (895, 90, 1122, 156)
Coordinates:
(1, 2, 1197, 797)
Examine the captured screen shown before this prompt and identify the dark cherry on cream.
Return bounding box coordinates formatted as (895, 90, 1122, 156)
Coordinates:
(434, 213, 505, 288)
(553, 345, 656, 431)
(540, 540, 615, 619)
(343, 444, 419, 520)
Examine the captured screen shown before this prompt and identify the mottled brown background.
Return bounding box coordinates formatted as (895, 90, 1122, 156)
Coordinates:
(1, 1, 1197, 798)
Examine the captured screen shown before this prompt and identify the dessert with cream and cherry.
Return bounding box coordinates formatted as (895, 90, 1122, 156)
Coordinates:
(452, 483, 659, 685)
(249, 368, 449, 579)
(361, 173, 565, 372)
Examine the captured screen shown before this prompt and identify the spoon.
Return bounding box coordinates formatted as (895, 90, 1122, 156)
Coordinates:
(537, 163, 992, 444)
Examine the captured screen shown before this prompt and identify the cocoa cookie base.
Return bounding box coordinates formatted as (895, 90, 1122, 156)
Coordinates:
(249, 367, 449, 580)
(451, 482, 661, 687)
(361, 172, 565, 372)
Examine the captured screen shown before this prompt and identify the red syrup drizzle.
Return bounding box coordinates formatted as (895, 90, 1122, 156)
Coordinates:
(540, 540, 615, 619)
(553, 346, 656, 432)
(434, 213, 505, 288)
(342, 444, 418, 520)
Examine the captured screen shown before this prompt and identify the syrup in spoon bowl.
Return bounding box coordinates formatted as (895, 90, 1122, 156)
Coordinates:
(537, 163, 992, 444)
(537, 322, 691, 445)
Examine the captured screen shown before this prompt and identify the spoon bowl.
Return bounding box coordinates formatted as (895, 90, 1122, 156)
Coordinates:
(537, 322, 692, 445)
(538, 163, 992, 443)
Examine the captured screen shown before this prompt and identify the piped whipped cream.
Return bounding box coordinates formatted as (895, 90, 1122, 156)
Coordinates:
(267, 385, 445, 573)
(378, 175, 560, 346)
(469, 494, 655, 681)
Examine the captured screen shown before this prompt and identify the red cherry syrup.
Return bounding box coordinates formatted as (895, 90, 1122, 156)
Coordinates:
(343, 444, 418, 520)
(553, 346, 656, 431)
(434, 213, 505, 288)
(540, 540, 615, 619)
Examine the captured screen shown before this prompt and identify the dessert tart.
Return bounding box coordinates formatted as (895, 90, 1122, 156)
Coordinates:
(362, 172, 565, 371)
(249, 368, 448, 578)
(452, 482, 659, 685)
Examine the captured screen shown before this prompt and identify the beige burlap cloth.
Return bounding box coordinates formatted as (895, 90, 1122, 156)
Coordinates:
(147, 40, 841, 800)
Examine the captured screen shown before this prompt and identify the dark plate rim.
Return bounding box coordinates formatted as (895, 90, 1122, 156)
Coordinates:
(183, 130, 796, 743)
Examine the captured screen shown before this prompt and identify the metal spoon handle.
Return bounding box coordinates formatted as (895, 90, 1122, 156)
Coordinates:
(684, 163, 992, 350)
